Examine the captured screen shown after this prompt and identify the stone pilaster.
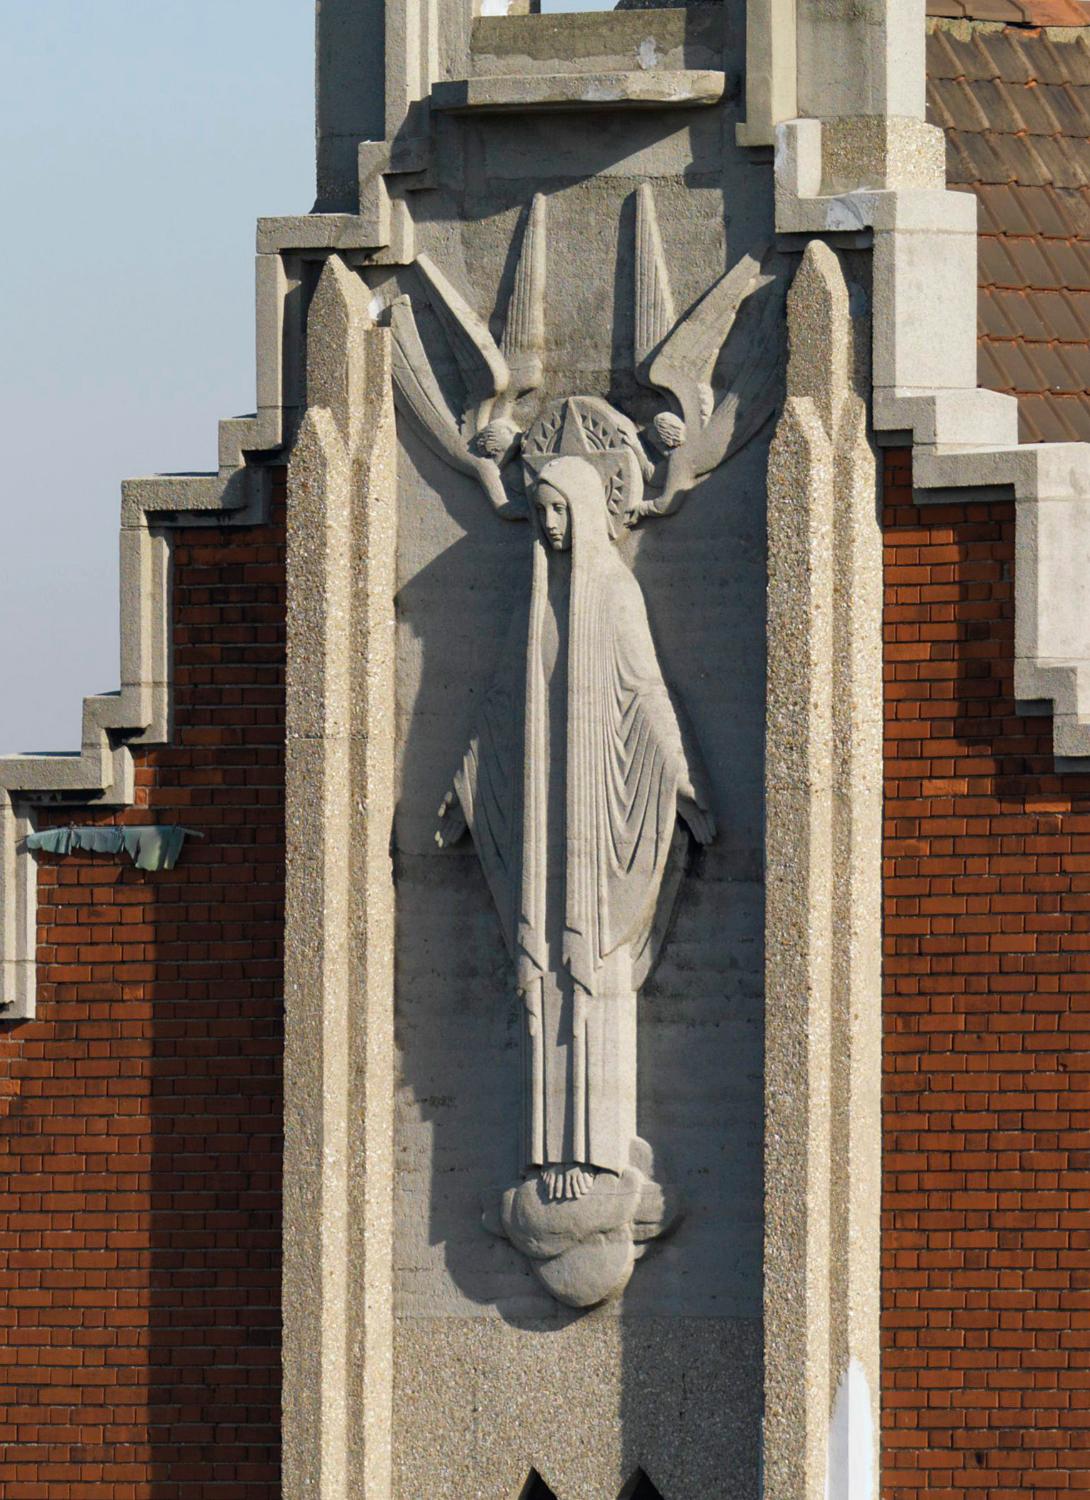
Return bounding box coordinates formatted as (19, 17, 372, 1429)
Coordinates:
(765, 240, 883, 1500)
(283, 255, 397, 1500)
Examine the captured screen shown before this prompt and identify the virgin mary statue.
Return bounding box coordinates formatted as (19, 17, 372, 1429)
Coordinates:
(438, 452, 714, 1303)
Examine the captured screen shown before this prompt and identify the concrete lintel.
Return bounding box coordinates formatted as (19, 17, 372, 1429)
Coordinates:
(777, 187, 978, 241)
(119, 463, 269, 528)
(432, 70, 726, 113)
(915, 442, 1090, 503)
(258, 215, 392, 255)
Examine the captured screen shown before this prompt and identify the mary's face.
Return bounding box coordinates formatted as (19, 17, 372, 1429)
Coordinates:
(534, 482, 572, 552)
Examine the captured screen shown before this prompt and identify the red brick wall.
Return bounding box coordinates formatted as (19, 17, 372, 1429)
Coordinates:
(0, 476, 285, 1500)
(883, 448, 1090, 1500)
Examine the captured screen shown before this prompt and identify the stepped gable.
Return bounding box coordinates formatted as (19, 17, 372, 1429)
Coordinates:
(927, 0, 1090, 439)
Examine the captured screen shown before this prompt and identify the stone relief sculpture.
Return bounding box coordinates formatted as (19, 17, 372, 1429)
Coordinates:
(383, 188, 781, 1306)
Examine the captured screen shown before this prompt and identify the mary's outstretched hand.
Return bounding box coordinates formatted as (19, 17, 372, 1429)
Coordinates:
(677, 771, 716, 845)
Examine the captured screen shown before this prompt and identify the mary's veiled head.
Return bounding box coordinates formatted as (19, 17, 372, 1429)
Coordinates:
(531, 457, 612, 555)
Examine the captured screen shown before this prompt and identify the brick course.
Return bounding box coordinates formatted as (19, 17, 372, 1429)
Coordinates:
(0, 475, 285, 1500)
(884, 447, 1090, 1500)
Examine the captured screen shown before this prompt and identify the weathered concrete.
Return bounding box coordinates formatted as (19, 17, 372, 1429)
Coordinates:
(765, 241, 882, 1500)
(283, 256, 398, 1500)
(316, 0, 388, 210)
(472, 6, 724, 75)
(393, 1317, 762, 1500)
(431, 69, 726, 113)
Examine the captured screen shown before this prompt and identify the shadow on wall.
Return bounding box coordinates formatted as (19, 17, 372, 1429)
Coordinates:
(391, 366, 767, 1493)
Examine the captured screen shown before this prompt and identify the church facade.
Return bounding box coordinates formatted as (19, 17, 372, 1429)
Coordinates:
(2, 0, 1090, 1496)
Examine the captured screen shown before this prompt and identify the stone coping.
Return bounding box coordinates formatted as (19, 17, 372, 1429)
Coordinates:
(431, 68, 725, 112)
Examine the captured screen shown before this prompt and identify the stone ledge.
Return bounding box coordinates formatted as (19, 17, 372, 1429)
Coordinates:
(431, 70, 725, 113)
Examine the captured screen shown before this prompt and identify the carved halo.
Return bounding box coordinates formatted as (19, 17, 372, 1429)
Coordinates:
(520, 396, 645, 538)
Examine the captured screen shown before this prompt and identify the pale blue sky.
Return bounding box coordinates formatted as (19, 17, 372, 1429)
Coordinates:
(0, 3, 313, 750)
(0, 0, 620, 752)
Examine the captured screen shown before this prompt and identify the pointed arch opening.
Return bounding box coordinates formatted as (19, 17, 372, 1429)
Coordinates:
(619, 1470, 665, 1500)
(520, 1470, 559, 1500)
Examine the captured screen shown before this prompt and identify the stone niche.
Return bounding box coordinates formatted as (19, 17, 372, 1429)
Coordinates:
(381, 5, 777, 1493)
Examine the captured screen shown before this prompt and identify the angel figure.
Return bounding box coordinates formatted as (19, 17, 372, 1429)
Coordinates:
(381, 188, 780, 531)
(625, 184, 783, 524)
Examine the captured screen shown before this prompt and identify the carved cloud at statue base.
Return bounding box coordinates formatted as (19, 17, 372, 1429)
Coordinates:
(483, 1137, 682, 1308)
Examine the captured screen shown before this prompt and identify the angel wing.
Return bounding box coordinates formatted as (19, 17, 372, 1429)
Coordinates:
(496, 193, 547, 417)
(388, 296, 521, 519)
(648, 251, 774, 433)
(671, 274, 784, 480)
(383, 203, 550, 517)
(415, 253, 509, 436)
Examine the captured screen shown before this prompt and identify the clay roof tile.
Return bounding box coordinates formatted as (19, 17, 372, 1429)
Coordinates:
(974, 182, 1032, 233)
(927, 28, 971, 81)
(1016, 392, 1083, 440)
(1040, 237, 1090, 289)
(953, 0, 1026, 22)
(1058, 287, 1090, 337)
(1023, 339, 1080, 389)
(1005, 233, 1066, 287)
(997, 285, 1056, 338)
(1053, 338, 1090, 388)
(979, 235, 1026, 288)
(971, 31, 1037, 86)
(967, 127, 1034, 183)
(1014, 183, 1075, 236)
(1035, 81, 1088, 135)
(930, 75, 992, 132)
(1010, 133, 1074, 187)
(927, 16, 1090, 442)
(1042, 185, 1088, 235)
(1019, 0, 1090, 25)
(1002, 78, 1063, 135)
(1031, 287, 1090, 339)
(980, 285, 1021, 336)
(1031, 34, 1090, 86)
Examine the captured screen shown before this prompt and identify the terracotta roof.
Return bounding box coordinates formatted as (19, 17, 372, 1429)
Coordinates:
(927, 19, 1090, 440)
(928, 0, 1090, 28)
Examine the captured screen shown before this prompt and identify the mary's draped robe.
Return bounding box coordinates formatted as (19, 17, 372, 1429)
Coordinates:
(451, 456, 712, 1180)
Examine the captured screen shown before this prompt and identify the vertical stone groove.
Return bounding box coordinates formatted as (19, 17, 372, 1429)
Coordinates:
(283, 255, 397, 1500)
(765, 240, 882, 1500)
